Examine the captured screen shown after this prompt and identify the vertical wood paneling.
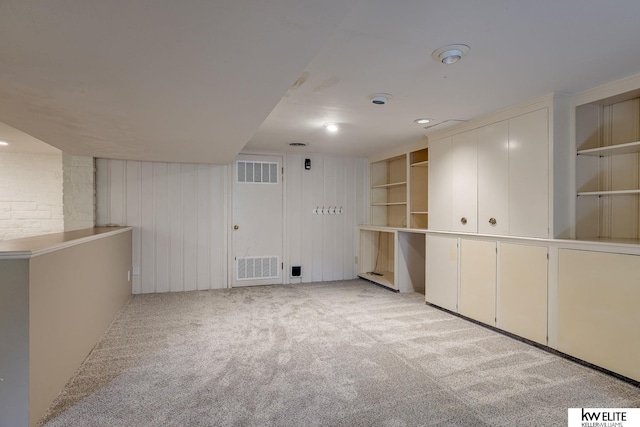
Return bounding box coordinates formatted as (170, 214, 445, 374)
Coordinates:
(211, 166, 227, 289)
(286, 154, 303, 283)
(300, 156, 315, 283)
(334, 156, 345, 280)
(125, 161, 142, 294)
(196, 164, 210, 290)
(168, 164, 183, 292)
(139, 163, 156, 293)
(322, 157, 336, 281)
(97, 154, 367, 293)
(311, 156, 324, 282)
(154, 163, 170, 293)
(182, 164, 198, 292)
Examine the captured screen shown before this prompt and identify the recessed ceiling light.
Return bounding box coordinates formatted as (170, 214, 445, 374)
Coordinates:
(370, 93, 392, 105)
(414, 118, 431, 124)
(0, 141, 9, 146)
(324, 123, 339, 132)
(431, 44, 470, 65)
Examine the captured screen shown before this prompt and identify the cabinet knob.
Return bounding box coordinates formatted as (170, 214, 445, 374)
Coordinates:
(233, 225, 239, 230)
(460, 217, 467, 225)
(488, 217, 497, 226)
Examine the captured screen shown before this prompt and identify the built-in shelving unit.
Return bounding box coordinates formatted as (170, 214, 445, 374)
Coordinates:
(370, 154, 407, 227)
(361, 144, 428, 290)
(575, 90, 640, 241)
(409, 148, 429, 229)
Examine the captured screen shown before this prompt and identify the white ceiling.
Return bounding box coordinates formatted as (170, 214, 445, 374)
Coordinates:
(0, 121, 60, 154)
(1, 1, 640, 163)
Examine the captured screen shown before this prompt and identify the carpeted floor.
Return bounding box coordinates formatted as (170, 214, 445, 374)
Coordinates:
(40, 280, 640, 426)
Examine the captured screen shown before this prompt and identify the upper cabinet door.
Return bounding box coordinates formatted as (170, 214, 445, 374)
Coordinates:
(509, 108, 549, 238)
(477, 120, 509, 235)
(451, 130, 478, 233)
(428, 136, 452, 231)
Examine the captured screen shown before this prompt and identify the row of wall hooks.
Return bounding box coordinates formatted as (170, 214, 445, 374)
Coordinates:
(313, 206, 344, 215)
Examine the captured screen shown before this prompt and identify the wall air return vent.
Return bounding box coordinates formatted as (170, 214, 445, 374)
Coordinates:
(237, 256, 280, 280)
(237, 161, 279, 184)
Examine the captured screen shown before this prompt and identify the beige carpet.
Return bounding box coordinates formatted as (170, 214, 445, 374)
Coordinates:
(41, 280, 640, 426)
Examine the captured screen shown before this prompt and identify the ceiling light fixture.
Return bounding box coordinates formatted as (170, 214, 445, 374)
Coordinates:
(414, 118, 431, 124)
(431, 44, 470, 65)
(0, 141, 9, 146)
(324, 123, 339, 132)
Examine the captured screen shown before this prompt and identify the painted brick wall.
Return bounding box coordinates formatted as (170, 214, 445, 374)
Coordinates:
(0, 152, 64, 240)
(63, 154, 95, 231)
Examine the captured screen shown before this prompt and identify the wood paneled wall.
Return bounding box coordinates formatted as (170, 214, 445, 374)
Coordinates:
(96, 154, 367, 293)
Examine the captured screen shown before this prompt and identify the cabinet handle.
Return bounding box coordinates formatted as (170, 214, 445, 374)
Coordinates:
(488, 217, 497, 226)
(460, 217, 467, 225)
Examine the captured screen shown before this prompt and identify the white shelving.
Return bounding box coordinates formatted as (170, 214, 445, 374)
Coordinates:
(411, 160, 429, 167)
(575, 92, 640, 241)
(577, 189, 640, 196)
(372, 181, 407, 189)
(577, 140, 640, 156)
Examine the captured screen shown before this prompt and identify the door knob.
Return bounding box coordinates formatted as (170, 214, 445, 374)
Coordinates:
(460, 217, 467, 225)
(488, 218, 497, 226)
(233, 225, 239, 230)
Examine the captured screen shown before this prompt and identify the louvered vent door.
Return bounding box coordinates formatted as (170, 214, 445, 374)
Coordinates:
(231, 155, 283, 287)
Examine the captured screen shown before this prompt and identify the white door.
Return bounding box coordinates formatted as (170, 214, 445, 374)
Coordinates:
(232, 154, 283, 287)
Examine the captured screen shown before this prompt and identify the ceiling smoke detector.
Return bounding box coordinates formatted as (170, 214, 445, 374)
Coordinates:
(370, 93, 392, 105)
(431, 44, 470, 65)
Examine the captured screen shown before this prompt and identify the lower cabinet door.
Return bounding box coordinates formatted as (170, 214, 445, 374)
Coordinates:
(558, 249, 640, 382)
(425, 235, 458, 312)
(497, 243, 548, 345)
(459, 239, 496, 326)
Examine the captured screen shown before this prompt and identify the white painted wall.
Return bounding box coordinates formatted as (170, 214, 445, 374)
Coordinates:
(285, 154, 368, 283)
(0, 152, 64, 240)
(95, 154, 368, 293)
(62, 154, 95, 231)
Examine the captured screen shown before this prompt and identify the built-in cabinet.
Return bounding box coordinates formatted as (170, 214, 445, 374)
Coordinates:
(425, 235, 458, 311)
(360, 79, 640, 384)
(429, 107, 550, 238)
(558, 248, 640, 382)
(459, 239, 496, 325)
(497, 243, 548, 345)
